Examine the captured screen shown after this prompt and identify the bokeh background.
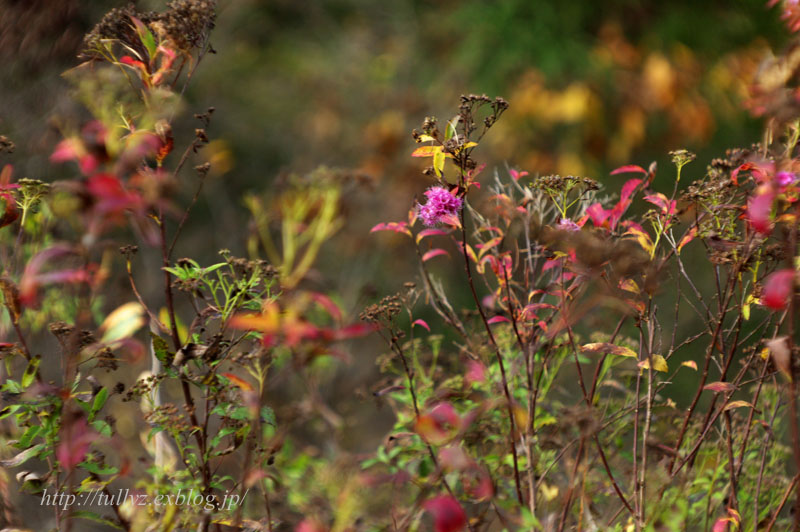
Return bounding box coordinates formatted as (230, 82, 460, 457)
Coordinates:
(0, 0, 787, 286)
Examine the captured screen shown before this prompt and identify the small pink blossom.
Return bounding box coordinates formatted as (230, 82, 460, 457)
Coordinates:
(557, 218, 580, 232)
(417, 187, 463, 227)
(776, 171, 797, 187)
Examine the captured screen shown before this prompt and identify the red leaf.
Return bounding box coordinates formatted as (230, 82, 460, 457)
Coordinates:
(610, 164, 647, 176)
(296, 519, 327, 532)
(424, 496, 467, 532)
(322, 322, 377, 341)
(465, 360, 486, 384)
(19, 246, 90, 307)
(509, 169, 529, 181)
(87, 174, 144, 215)
(586, 203, 611, 228)
(309, 292, 342, 322)
(746, 187, 775, 235)
(486, 315, 510, 324)
(704, 382, 736, 393)
(57, 416, 98, 471)
(370, 222, 411, 236)
(415, 403, 462, 445)
(0, 192, 19, 228)
(412, 319, 430, 332)
(416, 228, 450, 243)
(422, 248, 450, 262)
(762, 269, 796, 310)
(643, 193, 676, 215)
(677, 226, 697, 254)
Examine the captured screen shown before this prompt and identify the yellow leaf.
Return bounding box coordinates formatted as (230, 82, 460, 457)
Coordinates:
(433, 149, 445, 177)
(540, 482, 559, 502)
(624, 226, 654, 256)
(159, 307, 188, 345)
(724, 400, 753, 411)
(411, 145, 440, 157)
(638, 354, 668, 372)
(581, 342, 637, 358)
(681, 360, 698, 370)
(100, 302, 146, 344)
(759, 347, 770, 360)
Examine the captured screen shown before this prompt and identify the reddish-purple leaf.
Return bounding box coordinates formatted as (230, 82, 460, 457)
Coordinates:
(416, 406, 459, 445)
(586, 203, 611, 228)
(746, 187, 775, 235)
(57, 416, 97, 471)
(370, 222, 411, 236)
(0, 192, 19, 228)
(416, 228, 450, 243)
(762, 269, 796, 310)
(509, 169, 529, 181)
(704, 382, 736, 393)
(610, 164, 647, 176)
(424, 496, 467, 532)
(296, 519, 327, 532)
(644, 193, 676, 215)
(678, 226, 697, 254)
(412, 319, 431, 332)
(422, 248, 450, 262)
(486, 315, 510, 325)
(309, 292, 343, 322)
(465, 360, 486, 384)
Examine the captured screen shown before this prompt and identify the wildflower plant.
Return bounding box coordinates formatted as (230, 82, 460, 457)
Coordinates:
(366, 22, 800, 532)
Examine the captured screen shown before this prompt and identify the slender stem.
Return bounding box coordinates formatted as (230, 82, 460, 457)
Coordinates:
(458, 207, 524, 505)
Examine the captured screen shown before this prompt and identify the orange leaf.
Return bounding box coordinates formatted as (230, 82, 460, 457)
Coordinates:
(221, 372, 253, 392)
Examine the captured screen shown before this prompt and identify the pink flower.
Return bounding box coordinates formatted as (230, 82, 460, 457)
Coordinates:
(557, 218, 580, 232)
(417, 187, 463, 227)
(776, 171, 798, 187)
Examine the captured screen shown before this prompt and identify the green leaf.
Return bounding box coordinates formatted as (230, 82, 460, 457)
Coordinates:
(210, 427, 237, 450)
(0, 404, 24, 420)
(151, 333, 172, 366)
(0, 443, 45, 467)
(260, 406, 276, 426)
(130, 16, 157, 61)
(91, 388, 109, 416)
(21, 356, 40, 388)
(203, 262, 227, 275)
(73, 510, 123, 530)
(445, 116, 459, 142)
(2, 379, 22, 394)
(91, 420, 113, 438)
(229, 406, 250, 421)
(17, 425, 42, 449)
(147, 425, 165, 442)
(81, 461, 119, 476)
